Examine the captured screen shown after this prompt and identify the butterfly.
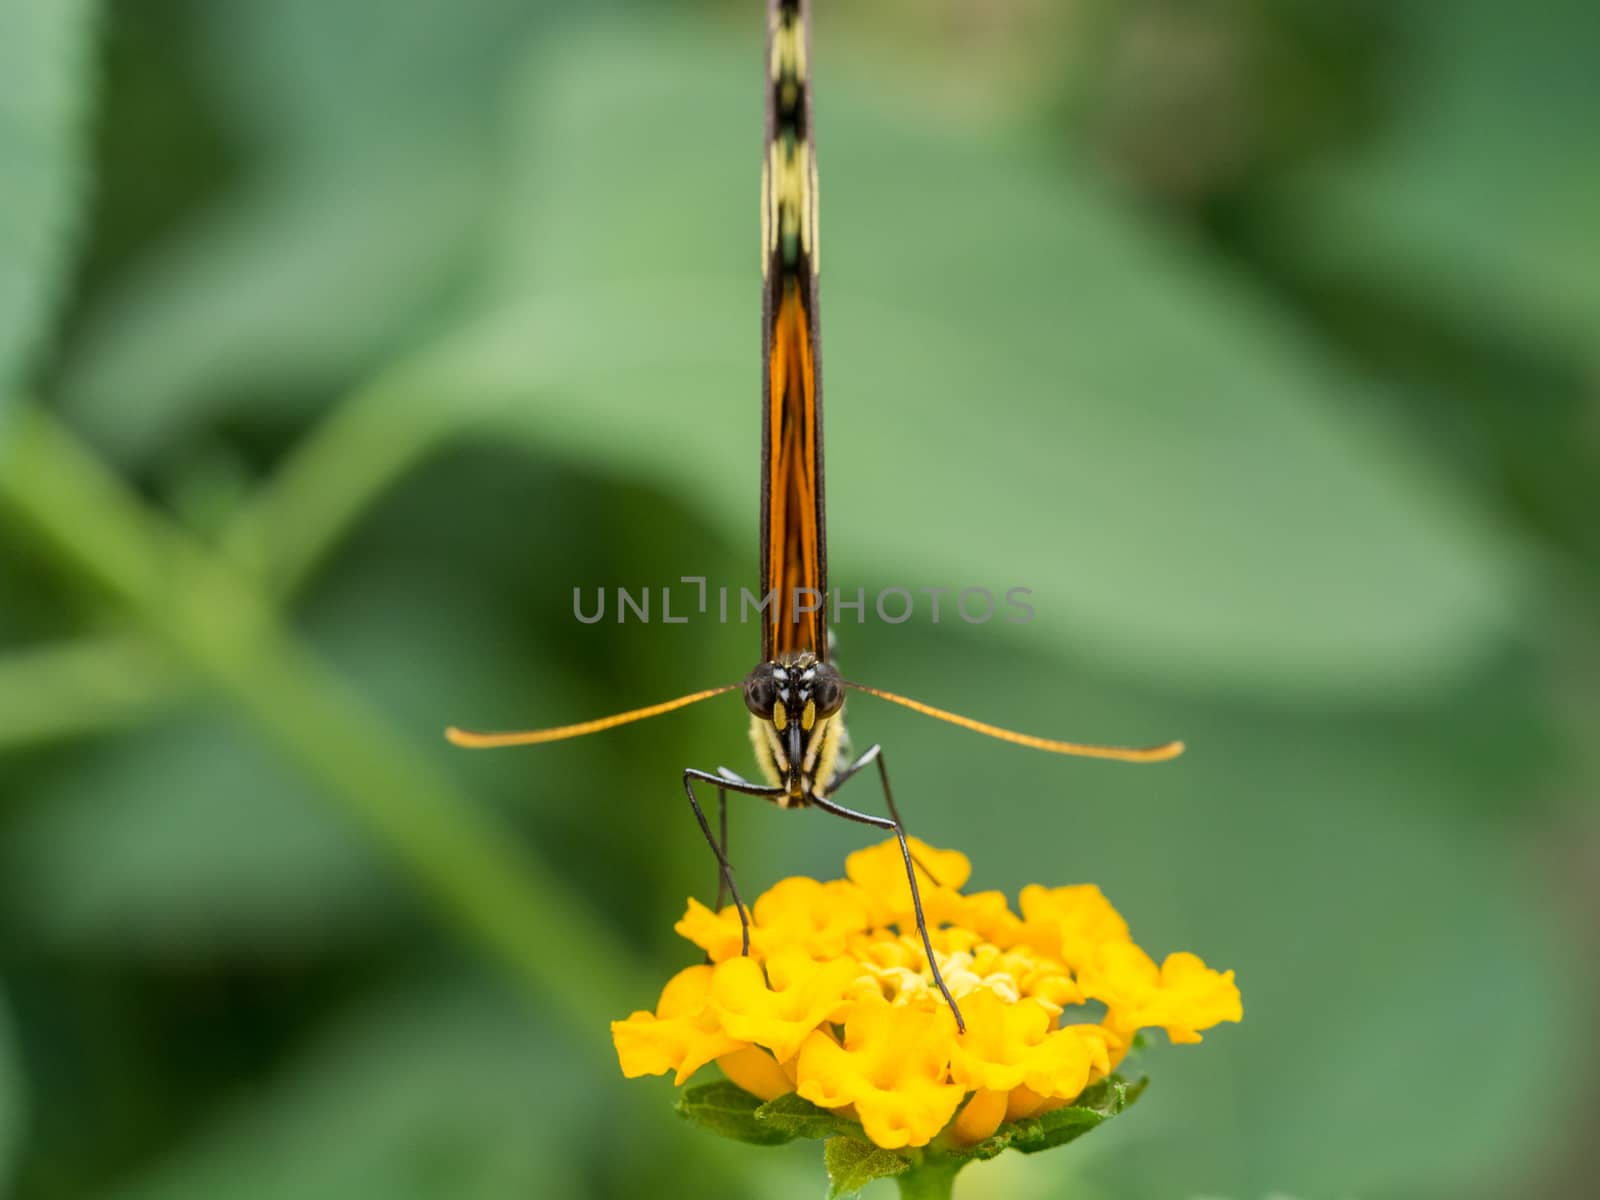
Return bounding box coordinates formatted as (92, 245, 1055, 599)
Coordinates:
(448, 0, 1182, 1031)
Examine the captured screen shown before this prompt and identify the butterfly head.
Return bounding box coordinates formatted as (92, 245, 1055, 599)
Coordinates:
(744, 654, 845, 800)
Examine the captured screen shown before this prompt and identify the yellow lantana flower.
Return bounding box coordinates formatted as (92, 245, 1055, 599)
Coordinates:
(612, 839, 1242, 1150)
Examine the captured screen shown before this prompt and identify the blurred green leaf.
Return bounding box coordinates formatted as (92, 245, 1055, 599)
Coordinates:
(56, 0, 554, 459)
(101, 978, 586, 1200)
(0, 436, 671, 958)
(191, 0, 541, 153)
(0, 0, 97, 415)
(440, 16, 1522, 700)
(0, 989, 26, 1192)
(677, 1080, 796, 1147)
(1262, 0, 1600, 361)
(0, 406, 641, 1028)
(57, 152, 485, 457)
(3, 710, 401, 952)
(823, 1135, 908, 1199)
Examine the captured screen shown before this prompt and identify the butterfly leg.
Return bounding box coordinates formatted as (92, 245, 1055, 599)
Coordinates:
(816, 747, 966, 1032)
(826, 744, 939, 881)
(711, 768, 762, 906)
(714, 785, 729, 909)
(684, 768, 784, 956)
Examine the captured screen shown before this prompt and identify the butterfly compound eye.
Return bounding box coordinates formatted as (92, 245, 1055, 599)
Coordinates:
(743, 665, 778, 719)
(811, 666, 844, 717)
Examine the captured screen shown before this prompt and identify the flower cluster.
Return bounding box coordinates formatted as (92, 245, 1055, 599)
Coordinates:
(612, 839, 1241, 1150)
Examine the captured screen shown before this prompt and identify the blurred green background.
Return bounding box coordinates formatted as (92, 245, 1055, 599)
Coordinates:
(2, 1, 1597, 1197)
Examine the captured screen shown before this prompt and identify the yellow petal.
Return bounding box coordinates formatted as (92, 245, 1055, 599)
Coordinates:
(1154, 952, 1243, 1042)
(1018, 884, 1131, 971)
(793, 1026, 856, 1109)
(711, 949, 860, 1061)
(846, 838, 971, 928)
(674, 897, 746, 963)
(1004, 1083, 1052, 1122)
(1018, 1025, 1100, 1101)
(794, 1001, 965, 1149)
(949, 1087, 1008, 1146)
(1080, 942, 1242, 1043)
(718, 1046, 795, 1101)
(959, 890, 1026, 948)
(750, 876, 874, 959)
(611, 966, 743, 1084)
(947, 990, 1054, 1092)
(656, 963, 716, 1017)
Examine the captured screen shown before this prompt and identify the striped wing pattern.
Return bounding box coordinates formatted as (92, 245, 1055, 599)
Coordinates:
(760, 0, 827, 663)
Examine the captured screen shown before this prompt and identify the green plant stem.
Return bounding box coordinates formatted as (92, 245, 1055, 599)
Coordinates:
(220, 363, 465, 599)
(896, 1158, 962, 1200)
(0, 634, 184, 751)
(0, 404, 643, 1033)
(218, 302, 542, 600)
(219, 286, 737, 602)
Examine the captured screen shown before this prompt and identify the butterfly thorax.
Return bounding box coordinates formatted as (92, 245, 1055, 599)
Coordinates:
(743, 653, 845, 806)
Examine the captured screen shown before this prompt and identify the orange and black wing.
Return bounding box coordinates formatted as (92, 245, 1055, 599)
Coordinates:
(760, 0, 826, 664)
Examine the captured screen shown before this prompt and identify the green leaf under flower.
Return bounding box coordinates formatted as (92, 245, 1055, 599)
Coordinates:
(674, 1073, 1147, 1185)
(823, 1136, 909, 1199)
(753, 1092, 859, 1141)
(958, 1075, 1148, 1163)
(674, 1081, 794, 1147)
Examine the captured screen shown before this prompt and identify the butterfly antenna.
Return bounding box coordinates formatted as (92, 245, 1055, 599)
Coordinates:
(842, 682, 1183, 763)
(446, 683, 742, 749)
